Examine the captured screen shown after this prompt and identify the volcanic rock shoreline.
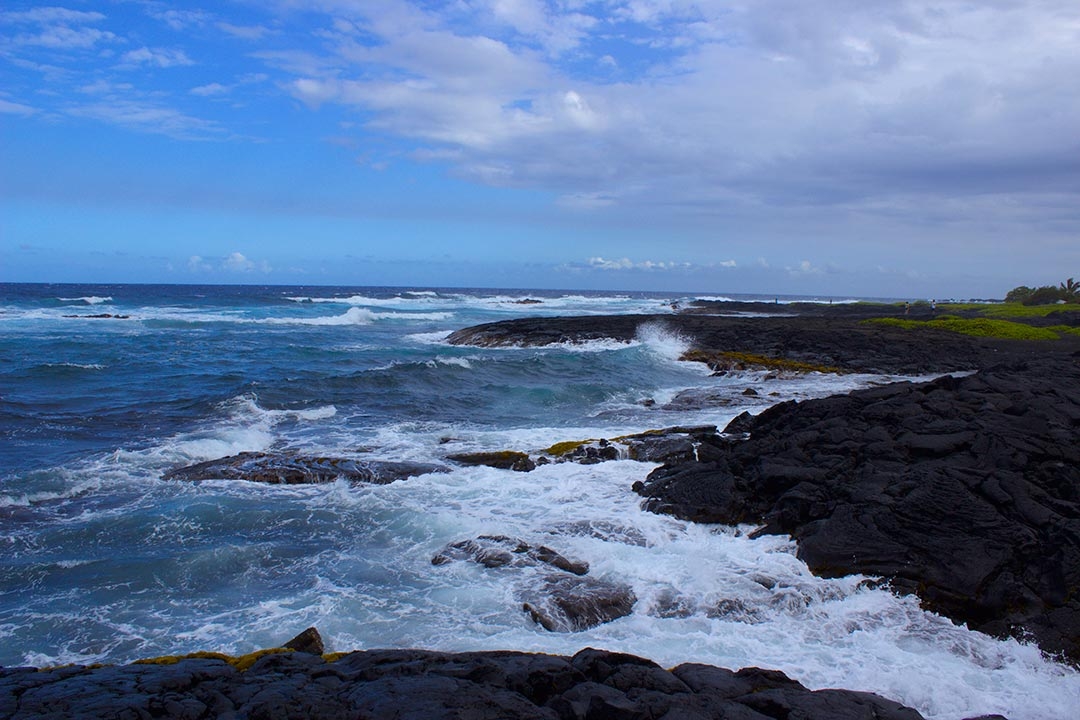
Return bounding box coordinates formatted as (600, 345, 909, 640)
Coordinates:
(5, 303, 1078, 719)
(450, 304, 1080, 665)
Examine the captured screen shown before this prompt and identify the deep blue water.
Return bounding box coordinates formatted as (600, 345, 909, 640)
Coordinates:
(0, 283, 1076, 719)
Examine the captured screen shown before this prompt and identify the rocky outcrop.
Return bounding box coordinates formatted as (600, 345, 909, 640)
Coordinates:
(163, 452, 448, 485)
(545, 426, 719, 466)
(0, 647, 931, 720)
(447, 312, 1079, 374)
(445, 450, 537, 472)
(635, 356, 1080, 662)
(521, 576, 637, 632)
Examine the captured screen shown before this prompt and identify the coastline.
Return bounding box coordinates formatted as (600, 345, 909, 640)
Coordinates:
(3, 296, 1078, 718)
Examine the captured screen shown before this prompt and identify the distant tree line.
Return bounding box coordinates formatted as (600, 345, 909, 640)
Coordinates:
(1005, 278, 1079, 305)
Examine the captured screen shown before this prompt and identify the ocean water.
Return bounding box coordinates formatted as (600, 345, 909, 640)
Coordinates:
(0, 283, 1076, 719)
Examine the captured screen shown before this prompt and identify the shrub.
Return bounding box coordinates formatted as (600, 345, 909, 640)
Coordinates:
(1023, 286, 1065, 306)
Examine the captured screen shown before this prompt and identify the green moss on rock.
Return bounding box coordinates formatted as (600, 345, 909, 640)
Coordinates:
(681, 349, 843, 374)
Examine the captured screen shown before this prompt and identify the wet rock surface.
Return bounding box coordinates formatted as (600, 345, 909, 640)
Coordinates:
(163, 451, 448, 485)
(0, 647, 931, 720)
(446, 450, 537, 472)
(522, 575, 638, 632)
(636, 356, 1080, 663)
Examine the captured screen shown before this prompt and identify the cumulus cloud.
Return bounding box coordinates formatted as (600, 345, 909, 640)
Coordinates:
(264, 0, 1080, 247)
(587, 257, 693, 271)
(787, 260, 825, 276)
(222, 252, 271, 273)
(188, 255, 211, 272)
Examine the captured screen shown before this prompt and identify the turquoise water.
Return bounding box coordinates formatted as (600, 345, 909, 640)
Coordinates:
(1, 283, 1076, 719)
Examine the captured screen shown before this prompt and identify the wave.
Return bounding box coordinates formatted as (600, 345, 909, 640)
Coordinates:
(39, 362, 106, 371)
(58, 296, 112, 305)
(284, 292, 676, 317)
(635, 322, 692, 363)
(262, 308, 455, 326)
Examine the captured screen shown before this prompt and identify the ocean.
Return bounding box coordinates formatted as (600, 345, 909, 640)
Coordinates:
(1, 283, 1076, 719)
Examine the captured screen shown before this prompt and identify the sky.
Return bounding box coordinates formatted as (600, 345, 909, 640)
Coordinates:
(2, 1, 1079, 298)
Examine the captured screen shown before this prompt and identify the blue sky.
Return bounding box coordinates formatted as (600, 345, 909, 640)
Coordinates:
(2, 1, 1078, 297)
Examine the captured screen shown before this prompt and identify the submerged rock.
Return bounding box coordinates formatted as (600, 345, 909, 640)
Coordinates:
(544, 520, 650, 547)
(163, 451, 448, 485)
(0, 647, 931, 720)
(522, 575, 637, 632)
(431, 535, 589, 576)
(636, 357, 1080, 662)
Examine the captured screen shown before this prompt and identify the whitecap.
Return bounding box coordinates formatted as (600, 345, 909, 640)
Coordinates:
(59, 296, 112, 305)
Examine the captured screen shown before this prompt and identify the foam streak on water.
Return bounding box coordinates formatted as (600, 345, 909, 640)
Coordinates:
(0, 283, 1077, 720)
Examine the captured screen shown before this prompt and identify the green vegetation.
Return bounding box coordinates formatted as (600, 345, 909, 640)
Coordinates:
(680, 350, 843, 374)
(865, 317, 1062, 340)
(133, 647, 292, 671)
(1049, 325, 1080, 337)
(543, 439, 593, 456)
(1004, 277, 1079, 306)
(938, 303, 1072, 318)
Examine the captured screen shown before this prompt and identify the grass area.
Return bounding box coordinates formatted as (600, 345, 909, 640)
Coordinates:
(939, 302, 1076, 318)
(865, 317, 1062, 340)
(1049, 325, 1080, 337)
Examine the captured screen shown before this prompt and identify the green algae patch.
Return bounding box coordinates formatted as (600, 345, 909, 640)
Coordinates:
(322, 651, 353, 663)
(132, 647, 292, 671)
(865, 317, 1060, 340)
(681, 350, 843, 375)
(544, 439, 594, 456)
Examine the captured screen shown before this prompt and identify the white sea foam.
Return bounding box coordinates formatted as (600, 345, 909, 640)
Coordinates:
(263, 307, 377, 326)
(263, 308, 454, 325)
(43, 362, 106, 370)
(291, 459, 1079, 720)
(59, 296, 112, 304)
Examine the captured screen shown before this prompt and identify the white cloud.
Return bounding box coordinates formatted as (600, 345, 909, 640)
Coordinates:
(2, 6, 117, 50)
(0, 98, 36, 116)
(586, 257, 693, 271)
(191, 83, 231, 97)
(67, 100, 220, 139)
(260, 0, 1080, 250)
(148, 9, 210, 31)
(0, 8, 105, 24)
(188, 255, 211, 272)
(217, 22, 272, 40)
(221, 252, 271, 273)
(119, 47, 195, 68)
(787, 260, 824, 276)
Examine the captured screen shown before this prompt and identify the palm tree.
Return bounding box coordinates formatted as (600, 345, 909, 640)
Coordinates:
(1059, 277, 1079, 302)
